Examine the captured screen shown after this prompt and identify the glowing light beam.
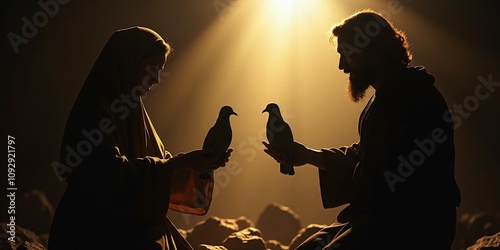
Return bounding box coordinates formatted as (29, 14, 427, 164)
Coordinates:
(150, 0, 365, 228)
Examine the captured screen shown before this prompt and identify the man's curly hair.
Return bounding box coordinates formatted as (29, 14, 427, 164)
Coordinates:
(330, 9, 412, 66)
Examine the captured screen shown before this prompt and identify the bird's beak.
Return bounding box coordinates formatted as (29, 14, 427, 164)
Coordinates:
(232, 112, 238, 116)
(262, 109, 267, 113)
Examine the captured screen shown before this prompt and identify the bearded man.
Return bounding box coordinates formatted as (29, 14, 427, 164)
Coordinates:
(263, 10, 461, 250)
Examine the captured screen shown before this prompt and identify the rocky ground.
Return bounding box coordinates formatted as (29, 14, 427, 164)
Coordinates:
(1, 189, 499, 250)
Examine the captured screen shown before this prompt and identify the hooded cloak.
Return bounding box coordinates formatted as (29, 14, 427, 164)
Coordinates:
(49, 27, 210, 250)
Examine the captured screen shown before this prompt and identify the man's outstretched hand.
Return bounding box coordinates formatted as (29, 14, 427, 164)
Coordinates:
(262, 141, 310, 167)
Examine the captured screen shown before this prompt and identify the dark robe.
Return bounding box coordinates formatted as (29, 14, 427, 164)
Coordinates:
(48, 27, 213, 250)
(297, 66, 461, 250)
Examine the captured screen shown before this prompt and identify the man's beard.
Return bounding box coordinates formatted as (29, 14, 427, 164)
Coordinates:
(348, 72, 371, 103)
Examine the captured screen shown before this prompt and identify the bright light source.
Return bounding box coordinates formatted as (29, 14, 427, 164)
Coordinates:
(267, 0, 297, 19)
(152, 0, 368, 228)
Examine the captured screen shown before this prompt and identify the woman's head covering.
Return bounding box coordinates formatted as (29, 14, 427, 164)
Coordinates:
(83, 26, 167, 99)
(59, 27, 213, 218)
(62, 26, 169, 163)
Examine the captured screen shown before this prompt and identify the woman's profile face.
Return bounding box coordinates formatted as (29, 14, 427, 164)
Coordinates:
(138, 53, 167, 92)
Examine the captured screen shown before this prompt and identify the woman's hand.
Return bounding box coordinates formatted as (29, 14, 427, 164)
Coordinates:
(262, 141, 311, 167)
(170, 148, 233, 172)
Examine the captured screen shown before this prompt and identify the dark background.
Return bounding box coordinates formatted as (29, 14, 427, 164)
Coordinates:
(1, 0, 499, 233)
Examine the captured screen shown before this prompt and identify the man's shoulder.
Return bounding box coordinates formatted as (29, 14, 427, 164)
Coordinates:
(392, 66, 446, 103)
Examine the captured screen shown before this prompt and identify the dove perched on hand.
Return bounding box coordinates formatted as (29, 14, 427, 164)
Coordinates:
(263, 103, 295, 175)
(199, 106, 238, 179)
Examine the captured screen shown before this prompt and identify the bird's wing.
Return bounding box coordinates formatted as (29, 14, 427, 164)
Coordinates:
(283, 121, 294, 141)
(203, 126, 217, 150)
(269, 118, 293, 144)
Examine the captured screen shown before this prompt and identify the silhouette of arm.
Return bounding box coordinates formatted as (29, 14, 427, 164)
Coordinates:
(317, 143, 359, 208)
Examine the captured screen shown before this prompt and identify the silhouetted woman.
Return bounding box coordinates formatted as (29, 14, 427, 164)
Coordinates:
(48, 26, 230, 250)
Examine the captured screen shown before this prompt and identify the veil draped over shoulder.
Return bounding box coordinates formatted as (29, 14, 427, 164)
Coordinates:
(52, 26, 211, 250)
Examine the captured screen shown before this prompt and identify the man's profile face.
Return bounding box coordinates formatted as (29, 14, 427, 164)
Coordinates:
(337, 35, 373, 102)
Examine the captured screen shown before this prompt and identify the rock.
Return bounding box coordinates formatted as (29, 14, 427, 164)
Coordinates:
(266, 239, 288, 250)
(16, 189, 55, 234)
(234, 216, 254, 230)
(468, 211, 500, 237)
(1, 241, 18, 250)
(466, 231, 500, 250)
(222, 227, 267, 250)
(238, 227, 263, 238)
(256, 202, 302, 245)
(186, 216, 239, 248)
(16, 241, 46, 250)
(454, 212, 473, 250)
(37, 234, 49, 249)
(454, 210, 500, 250)
(0, 222, 46, 250)
(0, 222, 42, 247)
(198, 244, 228, 250)
(289, 224, 328, 250)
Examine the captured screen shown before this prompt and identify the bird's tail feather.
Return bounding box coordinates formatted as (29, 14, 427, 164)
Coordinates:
(280, 163, 295, 175)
